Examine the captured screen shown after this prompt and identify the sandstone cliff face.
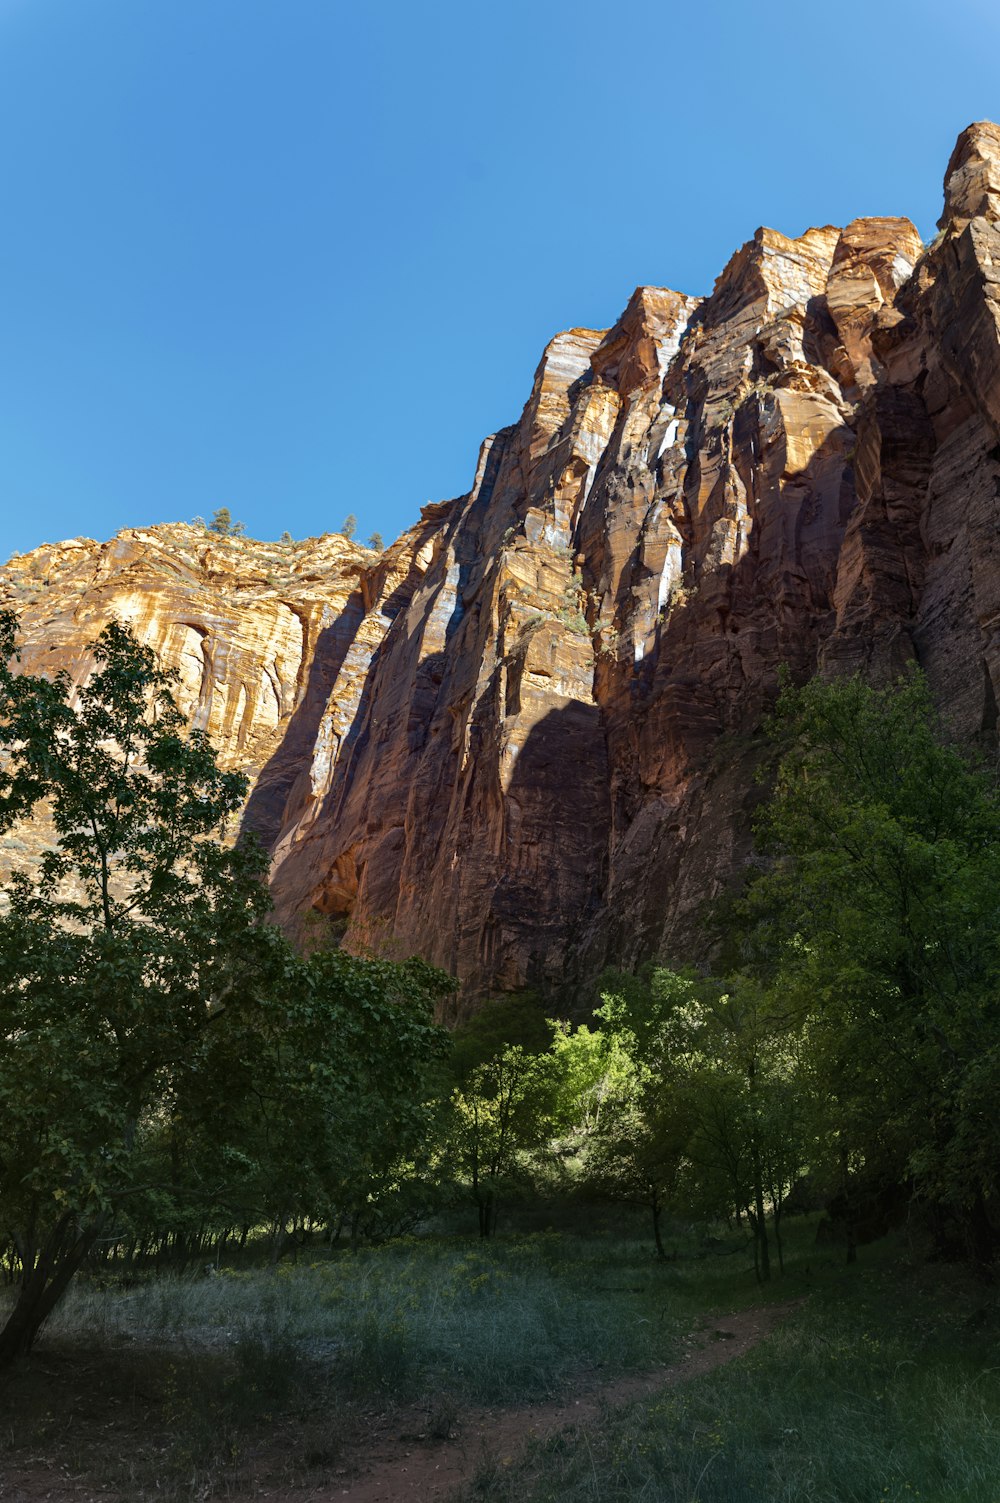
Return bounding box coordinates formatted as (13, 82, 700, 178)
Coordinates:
(7, 124, 1000, 1002)
(0, 523, 437, 869)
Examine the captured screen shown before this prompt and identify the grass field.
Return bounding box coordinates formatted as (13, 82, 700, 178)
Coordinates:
(461, 1234, 1000, 1503)
(1, 1215, 998, 1500)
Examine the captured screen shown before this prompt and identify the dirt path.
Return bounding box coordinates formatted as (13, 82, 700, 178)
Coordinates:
(0, 1299, 802, 1502)
(297, 1298, 804, 1503)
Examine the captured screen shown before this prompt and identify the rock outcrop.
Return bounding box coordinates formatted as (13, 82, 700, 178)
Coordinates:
(7, 124, 1000, 1003)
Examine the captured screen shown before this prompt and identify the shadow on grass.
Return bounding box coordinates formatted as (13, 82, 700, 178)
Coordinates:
(0, 1329, 345, 1502)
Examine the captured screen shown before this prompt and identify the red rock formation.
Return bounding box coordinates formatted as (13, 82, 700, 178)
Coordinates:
(8, 123, 1000, 1001)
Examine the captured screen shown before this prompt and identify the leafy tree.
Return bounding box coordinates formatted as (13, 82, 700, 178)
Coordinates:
(743, 669, 1000, 1259)
(0, 613, 450, 1362)
(669, 979, 811, 1279)
(594, 970, 811, 1275)
(341, 514, 357, 540)
(209, 507, 232, 535)
(0, 613, 270, 1361)
(367, 531, 384, 552)
(280, 530, 293, 546)
(449, 1043, 563, 1237)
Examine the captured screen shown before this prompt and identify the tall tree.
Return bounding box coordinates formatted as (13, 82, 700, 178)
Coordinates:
(594, 970, 810, 1275)
(0, 614, 449, 1361)
(744, 668, 1000, 1259)
(0, 613, 270, 1361)
(446, 1002, 568, 1238)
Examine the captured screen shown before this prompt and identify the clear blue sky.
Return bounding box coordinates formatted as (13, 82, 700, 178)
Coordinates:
(1, 0, 997, 558)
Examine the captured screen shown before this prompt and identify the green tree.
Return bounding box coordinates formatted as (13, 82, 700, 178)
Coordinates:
(744, 669, 1000, 1259)
(0, 613, 450, 1361)
(668, 979, 811, 1279)
(367, 531, 384, 552)
(594, 969, 810, 1275)
(209, 507, 232, 535)
(172, 948, 450, 1255)
(449, 1043, 562, 1237)
(341, 514, 357, 540)
(280, 530, 293, 546)
(0, 613, 272, 1362)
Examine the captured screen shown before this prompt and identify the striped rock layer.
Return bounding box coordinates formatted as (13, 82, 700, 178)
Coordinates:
(6, 123, 1000, 1002)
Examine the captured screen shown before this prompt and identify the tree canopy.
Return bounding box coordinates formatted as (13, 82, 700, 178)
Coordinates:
(0, 612, 449, 1363)
(570, 669, 1000, 1269)
(740, 669, 1000, 1257)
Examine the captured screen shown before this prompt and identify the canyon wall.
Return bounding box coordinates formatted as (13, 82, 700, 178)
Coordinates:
(6, 123, 1000, 1002)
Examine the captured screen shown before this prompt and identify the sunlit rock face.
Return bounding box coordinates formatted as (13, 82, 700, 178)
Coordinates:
(0, 524, 435, 867)
(8, 123, 1000, 1001)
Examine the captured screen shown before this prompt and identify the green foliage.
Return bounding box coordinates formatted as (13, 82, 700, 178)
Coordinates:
(443, 997, 600, 1236)
(0, 612, 449, 1362)
(556, 605, 589, 636)
(367, 531, 384, 551)
(590, 969, 811, 1273)
(208, 506, 232, 535)
(191, 947, 452, 1239)
(743, 669, 1000, 1252)
(280, 529, 293, 545)
(448, 1042, 565, 1238)
(587, 671, 1000, 1268)
(0, 612, 273, 1358)
(450, 995, 554, 1081)
(341, 513, 357, 540)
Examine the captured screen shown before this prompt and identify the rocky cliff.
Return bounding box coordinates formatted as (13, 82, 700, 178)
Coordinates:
(6, 122, 1000, 1002)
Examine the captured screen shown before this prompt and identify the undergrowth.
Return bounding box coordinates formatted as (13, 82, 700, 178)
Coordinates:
(4, 1221, 998, 1502)
(45, 1229, 697, 1404)
(462, 1241, 1000, 1503)
(0, 1223, 698, 1498)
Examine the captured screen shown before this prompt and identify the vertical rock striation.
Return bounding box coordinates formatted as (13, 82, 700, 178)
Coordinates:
(8, 124, 1000, 1001)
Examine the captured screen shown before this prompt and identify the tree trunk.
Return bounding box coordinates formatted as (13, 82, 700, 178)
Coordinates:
(651, 1190, 666, 1260)
(480, 1188, 498, 1239)
(774, 1204, 784, 1274)
(752, 1154, 771, 1283)
(967, 1190, 998, 1265)
(0, 1217, 101, 1369)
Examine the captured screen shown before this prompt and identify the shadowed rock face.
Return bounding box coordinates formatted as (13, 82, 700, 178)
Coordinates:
(7, 123, 1000, 1001)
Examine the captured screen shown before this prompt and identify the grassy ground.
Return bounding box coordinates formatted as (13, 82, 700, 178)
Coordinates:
(0, 1215, 699, 1498)
(45, 1223, 703, 1402)
(2, 1215, 998, 1501)
(461, 1232, 1000, 1503)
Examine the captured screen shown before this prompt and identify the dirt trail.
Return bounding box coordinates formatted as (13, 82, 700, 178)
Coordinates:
(0, 1299, 802, 1502)
(301, 1298, 804, 1503)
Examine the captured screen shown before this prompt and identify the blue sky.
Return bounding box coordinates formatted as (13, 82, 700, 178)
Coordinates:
(1, 0, 997, 558)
